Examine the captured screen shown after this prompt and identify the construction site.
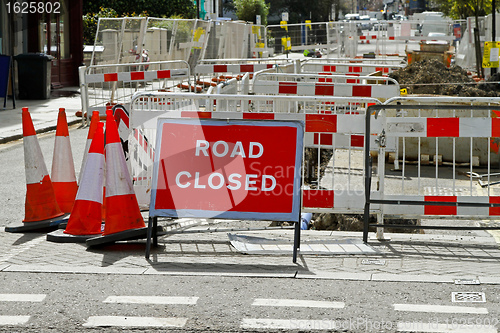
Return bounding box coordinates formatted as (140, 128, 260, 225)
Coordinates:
(2, 9, 500, 331)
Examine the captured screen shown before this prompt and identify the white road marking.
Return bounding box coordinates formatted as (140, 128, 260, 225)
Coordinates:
(394, 304, 488, 314)
(83, 316, 188, 328)
(0, 316, 30, 325)
(397, 322, 497, 333)
(241, 318, 336, 330)
(252, 298, 345, 308)
(0, 294, 46, 302)
(103, 296, 198, 305)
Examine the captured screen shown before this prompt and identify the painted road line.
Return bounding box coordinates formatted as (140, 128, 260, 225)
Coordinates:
(103, 296, 198, 305)
(394, 304, 488, 314)
(0, 316, 30, 325)
(82, 316, 188, 328)
(241, 318, 336, 330)
(397, 322, 497, 333)
(252, 298, 345, 308)
(0, 294, 46, 302)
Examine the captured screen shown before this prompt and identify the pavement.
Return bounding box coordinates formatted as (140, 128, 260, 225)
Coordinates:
(0, 87, 82, 143)
(1, 89, 500, 284)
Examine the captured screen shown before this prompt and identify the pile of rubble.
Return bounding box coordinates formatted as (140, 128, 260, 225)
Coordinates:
(389, 59, 500, 97)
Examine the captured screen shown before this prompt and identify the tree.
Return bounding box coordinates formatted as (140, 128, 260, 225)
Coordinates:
(83, 7, 118, 45)
(234, 0, 270, 24)
(432, 0, 492, 19)
(84, 0, 196, 19)
(265, 0, 347, 23)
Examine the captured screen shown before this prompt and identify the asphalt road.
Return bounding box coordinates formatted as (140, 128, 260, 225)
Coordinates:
(0, 273, 497, 332)
(1, 122, 499, 333)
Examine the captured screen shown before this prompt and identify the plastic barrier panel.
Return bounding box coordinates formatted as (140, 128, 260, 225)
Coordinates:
(252, 73, 400, 101)
(301, 62, 405, 76)
(363, 96, 500, 240)
(130, 92, 385, 215)
(79, 60, 190, 122)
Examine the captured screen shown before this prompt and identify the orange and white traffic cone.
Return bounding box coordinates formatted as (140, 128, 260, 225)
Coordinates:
(63, 122, 105, 236)
(78, 110, 100, 185)
(51, 108, 78, 213)
(22, 107, 64, 222)
(102, 110, 145, 236)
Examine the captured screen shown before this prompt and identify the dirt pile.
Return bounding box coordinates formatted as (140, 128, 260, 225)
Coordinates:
(389, 59, 500, 97)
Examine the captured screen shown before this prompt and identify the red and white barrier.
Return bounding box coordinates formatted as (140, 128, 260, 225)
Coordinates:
(301, 62, 404, 76)
(129, 92, 385, 214)
(252, 73, 400, 101)
(79, 60, 191, 125)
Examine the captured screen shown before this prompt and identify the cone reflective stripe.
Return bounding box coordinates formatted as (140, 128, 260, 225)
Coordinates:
(64, 122, 105, 236)
(22, 107, 64, 222)
(78, 111, 100, 185)
(103, 110, 145, 236)
(51, 108, 78, 213)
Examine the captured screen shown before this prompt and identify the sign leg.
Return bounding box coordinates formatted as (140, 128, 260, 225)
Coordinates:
(145, 216, 153, 259)
(293, 221, 301, 263)
(153, 216, 158, 247)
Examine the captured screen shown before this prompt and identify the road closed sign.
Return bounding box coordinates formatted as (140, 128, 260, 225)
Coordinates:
(150, 118, 304, 222)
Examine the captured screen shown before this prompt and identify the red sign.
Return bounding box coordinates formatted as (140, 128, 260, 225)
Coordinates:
(150, 119, 304, 222)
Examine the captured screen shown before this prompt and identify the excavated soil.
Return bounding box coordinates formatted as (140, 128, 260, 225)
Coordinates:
(389, 59, 500, 96)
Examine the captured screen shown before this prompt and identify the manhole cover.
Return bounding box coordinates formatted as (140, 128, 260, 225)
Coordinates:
(454, 279, 480, 285)
(452, 292, 486, 303)
(361, 259, 386, 265)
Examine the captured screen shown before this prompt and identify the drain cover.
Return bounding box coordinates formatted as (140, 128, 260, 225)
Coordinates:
(452, 292, 486, 303)
(361, 259, 386, 265)
(454, 279, 480, 285)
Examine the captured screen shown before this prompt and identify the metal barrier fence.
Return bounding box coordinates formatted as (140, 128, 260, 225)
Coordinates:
(145, 18, 211, 69)
(89, 17, 263, 67)
(88, 17, 464, 66)
(363, 97, 500, 241)
(79, 60, 190, 123)
(129, 92, 383, 212)
(266, 21, 348, 57)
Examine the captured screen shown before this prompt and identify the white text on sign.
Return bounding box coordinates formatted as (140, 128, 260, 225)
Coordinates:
(175, 140, 276, 191)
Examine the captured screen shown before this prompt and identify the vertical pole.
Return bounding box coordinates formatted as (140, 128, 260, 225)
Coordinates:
(145, 216, 154, 259)
(153, 216, 158, 247)
(293, 221, 300, 263)
(493, 0, 497, 75)
(376, 145, 386, 240)
(474, 28, 484, 78)
(363, 106, 373, 243)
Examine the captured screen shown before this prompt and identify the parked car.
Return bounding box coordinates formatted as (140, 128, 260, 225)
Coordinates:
(360, 15, 372, 30)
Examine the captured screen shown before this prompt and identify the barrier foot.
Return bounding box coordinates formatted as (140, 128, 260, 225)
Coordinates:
(5, 215, 69, 233)
(292, 221, 301, 263)
(47, 229, 101, 243)
(85, 227, 152, 248)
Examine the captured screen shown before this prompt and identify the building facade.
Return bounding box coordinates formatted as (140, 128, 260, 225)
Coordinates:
(0, 0, 83, 89)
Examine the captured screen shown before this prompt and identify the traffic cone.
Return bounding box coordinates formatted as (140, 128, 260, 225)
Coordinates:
(51, 108, 78, 213)
(102, 110, 145, 236)
(22, 108, 64, 222)
(78, 110, 100, 185)
(63, 122, 105, 237)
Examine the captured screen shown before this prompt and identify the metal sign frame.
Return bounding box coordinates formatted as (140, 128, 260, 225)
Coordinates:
(146, 117, 304, 261)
